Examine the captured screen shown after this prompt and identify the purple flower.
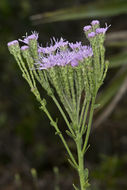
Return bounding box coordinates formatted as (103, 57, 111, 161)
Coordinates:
(19, 31, 38, 44)
(88, 32, 96, 38)
(96, 28, 107, 34)
(21, 45, 29, 51)
(38, 45, 57, 54)
(38, 38, 68, 55)
(81, 45, 89, 50)
(83, 25, 92, 32)
(91, 20, 100, 25)
(53, 37, 68, 48)
(7, 40, 19, 47)
(96, 24, 110, 34)
(37, 43, 93, 70)
(71, 59, 78, 67)
(69, 42, 81, 50)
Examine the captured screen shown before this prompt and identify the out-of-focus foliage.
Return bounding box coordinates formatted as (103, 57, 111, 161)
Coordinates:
(90, 155, 127, 190)
(31, 0, 127, 23)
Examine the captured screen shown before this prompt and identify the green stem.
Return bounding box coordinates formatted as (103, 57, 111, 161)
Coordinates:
(76, 94, 81, 126)
(52, 96, 75, 137)
(82, 97, 95, 154)
(80, 101, 90, 135)
(41, 102, 78, 168)
(79, 98, 86, 127)
(76, 134, 86, 190)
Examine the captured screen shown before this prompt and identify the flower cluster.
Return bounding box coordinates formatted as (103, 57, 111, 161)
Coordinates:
(38, 43, 93, 69)
(7, 20, 109, 104)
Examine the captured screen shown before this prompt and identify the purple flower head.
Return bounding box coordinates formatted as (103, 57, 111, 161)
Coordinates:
(96, 28, 107, 34)
(71, 59, 78, 67)
(38, 47, 43, 53)
(38, 38, 68, 55)
(81, 45, 88, 50)
(36, 35, 94, 70)
(69, 42, 81, 50)
(7, 40, 20, 55)
(19, 31, 38, 44)
(21, 45, 29, 51)
(39, 54, 56, 70)
(91, 20, 100, 26)
(7, 40, 19, 47)
(53, 37, 68, 48)
(96, 24, 110, 35)
(38, 45, 57, 54)
(28, 32, 38, 41)
(88, 32, 96, 38)
(83, 25, 92, 32)
(37, 42, 93, 70)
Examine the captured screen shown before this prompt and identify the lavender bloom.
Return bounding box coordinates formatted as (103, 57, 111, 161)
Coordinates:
(53, 37, 68, 48)
(7, 40, 19, 47)
(71, 59, 78, 67)
(21, 45, 29, 51)
(96, 24, 110, 34)
(96, 27, 108, 34)
(38, 45, 57, 54)
(83, 46, 93, 58)
(38, 44, 93, 69)
(91, 20, 100, 25)
(19, 31, 38, 44)
(38, 38, 68, 55)
(88, 32, 96, 38)
(83, 25, 92, 32)
(96, 28, 106, 34)
(69, 42, 81, 50)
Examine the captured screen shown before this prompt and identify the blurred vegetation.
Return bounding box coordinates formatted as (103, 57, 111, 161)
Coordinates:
(0, 0, 127, 189)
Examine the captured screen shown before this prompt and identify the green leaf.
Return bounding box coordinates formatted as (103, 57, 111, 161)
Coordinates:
(31, 0, 127, 23)
(55, 131, 61, 135)
(68, 159, 78, 170)
(73, 184, 79, 190)
(83, 144, 90, 155)
(84, 168, 89, 180)
(66, 130, 75, 139)
(84, 180, 90, 188)
(81, 125, 87, 135)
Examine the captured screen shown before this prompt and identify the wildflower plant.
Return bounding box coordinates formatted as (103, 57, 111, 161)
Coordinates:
(8, 20, 109, 190)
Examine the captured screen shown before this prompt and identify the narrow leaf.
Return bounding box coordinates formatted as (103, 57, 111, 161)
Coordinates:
(66, 130, 75, 139)
(73, 184, 79, 190)
(68, 159, 78, 170)
(31, 0, 127, 24)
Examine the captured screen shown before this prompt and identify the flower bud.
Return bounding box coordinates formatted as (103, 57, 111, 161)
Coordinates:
(21, 45, 29, 58)
(91, 20, 100, 30)
(7, 40, 20, 56)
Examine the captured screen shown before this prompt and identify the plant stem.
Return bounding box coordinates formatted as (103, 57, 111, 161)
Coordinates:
(82, 97, 95, 154)
(40, 101, 78, 168)
(76, 134, 86, 190)
(81, 101, 90, 134)
(52, 96, 75, 136)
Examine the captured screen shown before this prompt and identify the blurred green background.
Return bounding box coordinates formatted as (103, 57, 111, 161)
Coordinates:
(0, 0, 127, 189)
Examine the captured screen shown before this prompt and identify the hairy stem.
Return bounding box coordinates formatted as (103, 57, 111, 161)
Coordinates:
(52, 96, 75, 136)
(82, 97, 95, 154)
(76, 134, 86, 190)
